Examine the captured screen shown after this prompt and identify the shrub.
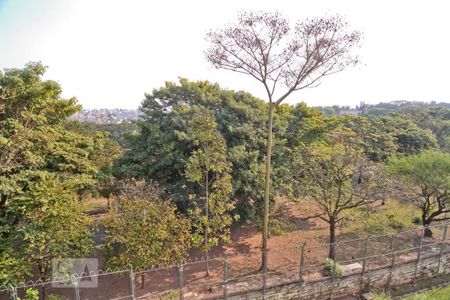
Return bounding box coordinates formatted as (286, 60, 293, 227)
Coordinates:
(323, 258, 343, 277)
(412, 216, 422, 224)
(17, 288, 39, 300)
(161, 290, 178, 300)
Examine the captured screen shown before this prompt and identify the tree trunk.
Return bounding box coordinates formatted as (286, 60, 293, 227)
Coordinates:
(205, 173, 210, 277)
(423, 220, 433, 237)
(261, 102, 274, 272)
(328, 220, 337, 260)
(141, 273, 145, 288)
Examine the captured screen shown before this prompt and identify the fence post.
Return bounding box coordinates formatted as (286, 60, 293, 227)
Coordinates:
(386, 234, 397, 290)
(223, 255, 228, 300)
(298, 242, 306, 298)
(329, 242, 339, 300)
(413, 226, 425, 282)
(129, 266, 136, 300)
(359, 236, 370, 294)
(9, 284, 17, 300)
(178, 264, 184, 300)
(437, 222, 448, 274)
(72, 275, 81, 300)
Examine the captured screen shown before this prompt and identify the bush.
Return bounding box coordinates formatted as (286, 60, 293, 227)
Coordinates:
(17, 288, 39, 300)
(323, 258, 343, 277)
(412, 216, 422, 224)
(161, 290, 178, 300)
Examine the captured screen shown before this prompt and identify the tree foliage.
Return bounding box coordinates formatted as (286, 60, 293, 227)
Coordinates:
(184, 112, 235, 275)
(389, 151, 450, 236)
(0, 172, 92, 285)
(0, 63, 120, 285)
(115, 79, 289, 220)
(206, 11, 362, 270)
(102, 180, 191, 269)
(295, 130, 387, 259)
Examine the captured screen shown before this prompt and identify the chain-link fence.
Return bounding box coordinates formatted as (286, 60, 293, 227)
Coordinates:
(1, 222, 449, 300)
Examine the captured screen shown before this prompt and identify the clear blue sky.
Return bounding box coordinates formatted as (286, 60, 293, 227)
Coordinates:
(1, 0, 450, 109)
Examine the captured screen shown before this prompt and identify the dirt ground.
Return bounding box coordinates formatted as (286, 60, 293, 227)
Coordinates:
(9, 199, 444, 300)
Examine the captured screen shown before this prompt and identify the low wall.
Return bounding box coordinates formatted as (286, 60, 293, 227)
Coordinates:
(225, 250, 450, 299)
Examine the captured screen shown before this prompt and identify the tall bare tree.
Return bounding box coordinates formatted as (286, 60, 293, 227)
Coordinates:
(205, 11, 362, 270)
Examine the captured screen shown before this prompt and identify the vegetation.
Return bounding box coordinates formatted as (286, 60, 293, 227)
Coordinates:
(402, 285, 450, 300)
(389, 151, 450, 236)
(295, 130, 387, 259)
(1, 13, 450, 293)
(323, 258, 343, 277)
(372, 284, 450, 300)
(0, 63, 118, 286)
(206, 11, 362, 271)
(184, 112, 235, 276)
(102, 180, 191, 270)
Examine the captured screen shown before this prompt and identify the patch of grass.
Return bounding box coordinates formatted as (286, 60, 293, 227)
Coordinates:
(343, 200, 419, 236)
(372, 293, 391, 300)
(401, 285, 450, 300)
(82, 197, 109, 214)
(160, 290, 178, 300)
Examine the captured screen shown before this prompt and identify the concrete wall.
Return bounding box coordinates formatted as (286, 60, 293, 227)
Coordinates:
(224, 251, 449, 300)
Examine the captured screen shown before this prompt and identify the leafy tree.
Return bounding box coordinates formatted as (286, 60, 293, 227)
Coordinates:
(0, 172, 92, 293)
(102, 180, 191, 278)
(337, 114, 437, 161)
(184, 112, 235, 276)
(205, 11, 362, 270)
(389, 151, 450, 236)
(400, 108, 450, 153)
(115, 79, 288, 220)
(295, 130, 387, 259)
(285, 103, 328, 149)
(0, 62, 119, 285)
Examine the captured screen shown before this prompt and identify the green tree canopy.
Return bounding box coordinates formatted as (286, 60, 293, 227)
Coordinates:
(184, 112, 235, 276)
(389, 151, 450, 236)
(115, 79, 290, 220)
(0, 62, 120, 285)
(102, 180, 191, 270)
(0, 172, 92, 286)
(295, 130, 387, 259)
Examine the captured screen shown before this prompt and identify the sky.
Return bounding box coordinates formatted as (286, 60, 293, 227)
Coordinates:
(1, 0, 450, 109)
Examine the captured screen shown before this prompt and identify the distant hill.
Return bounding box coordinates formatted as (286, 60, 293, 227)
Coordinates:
(70, 108, 139, 124)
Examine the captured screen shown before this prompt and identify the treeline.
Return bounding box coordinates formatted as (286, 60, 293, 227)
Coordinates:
(1, 63, 450, 288)
(114, 79, 447, 214)
(317, 100, 450, 117)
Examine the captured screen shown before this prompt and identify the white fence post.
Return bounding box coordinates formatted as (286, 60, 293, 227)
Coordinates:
(9, 284, 18, 300)
(71, 275, 80, 300)
(129, 266, 136, 300)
